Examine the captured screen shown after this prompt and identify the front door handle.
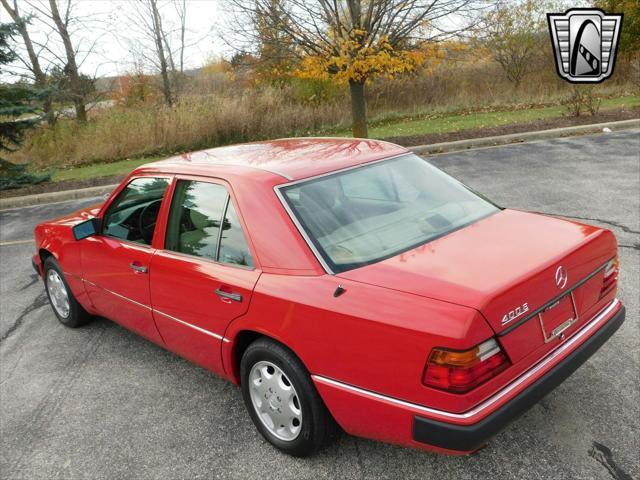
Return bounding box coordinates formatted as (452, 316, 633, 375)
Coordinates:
(215, 288, 242, 302)
(129, 262, 148, 274)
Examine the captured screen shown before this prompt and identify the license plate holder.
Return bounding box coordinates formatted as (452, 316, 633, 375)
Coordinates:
(538, 292, 579, 343)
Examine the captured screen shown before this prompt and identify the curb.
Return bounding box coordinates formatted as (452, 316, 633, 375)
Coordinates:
(1, 118, 638, 210)
(409, 118, 640, 155)
(0, 184, 117, 211)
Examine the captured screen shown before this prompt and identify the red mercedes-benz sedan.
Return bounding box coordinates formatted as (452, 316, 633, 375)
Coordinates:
(32, 138, 625, 457)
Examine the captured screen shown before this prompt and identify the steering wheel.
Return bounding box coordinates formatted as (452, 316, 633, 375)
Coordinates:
(138, 200, 161, 244)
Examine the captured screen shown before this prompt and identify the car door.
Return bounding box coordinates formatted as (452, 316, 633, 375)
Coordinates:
(81, 176, 171, 344)
(149, 177, 261, 375)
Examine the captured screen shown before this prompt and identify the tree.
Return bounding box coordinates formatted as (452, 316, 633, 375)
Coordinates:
(253, 0, 297, 83)
(112, 67, 160, 106)
(480, 0, 549, 89)
(0, 22, 37, 151)
(594, 0, 640, 56)
(228, 0, 483, 138)
(0, 22, 48, 189)
(46, 0, 88, 121)
(174, 0, 187, 76)
(0, 0, 54, 124)
(48, 64, 95, 110)
(147, 0, 173, 106)
(121, 0, 193, 106)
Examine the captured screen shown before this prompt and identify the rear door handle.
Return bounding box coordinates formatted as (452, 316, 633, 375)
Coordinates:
(215, 288, 242, 302)
(129, 262, 148, 274)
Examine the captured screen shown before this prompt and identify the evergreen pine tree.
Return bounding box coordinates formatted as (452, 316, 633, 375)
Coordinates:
(0, 21, 48, 189)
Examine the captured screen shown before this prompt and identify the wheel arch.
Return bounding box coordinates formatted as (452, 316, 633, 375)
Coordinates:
(225, 329, 308, 386)
(39, 243, 96, 315)
(39, 247, 55, 265)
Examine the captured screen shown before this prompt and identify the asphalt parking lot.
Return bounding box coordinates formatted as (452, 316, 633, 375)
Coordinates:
(1, 130, 638, 480)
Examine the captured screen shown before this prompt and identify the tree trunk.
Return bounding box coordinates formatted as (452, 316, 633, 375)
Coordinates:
(48, 0, 87, 122)
(1, 0, 55, 124)
(349, 79, 368, 138)
(149, 0, 173, 107)
(178, 0, 186, 74)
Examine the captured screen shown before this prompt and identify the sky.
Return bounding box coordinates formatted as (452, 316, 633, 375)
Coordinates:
(1, 0, 231, 81)
(2, 0, 579, 83)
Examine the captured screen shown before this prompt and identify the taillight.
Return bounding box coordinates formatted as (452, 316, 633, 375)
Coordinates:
(601, 257, 619, 298)
(422, 339, 510, 393)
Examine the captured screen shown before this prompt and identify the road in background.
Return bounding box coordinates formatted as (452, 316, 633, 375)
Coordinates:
(1, 130, 638, 479)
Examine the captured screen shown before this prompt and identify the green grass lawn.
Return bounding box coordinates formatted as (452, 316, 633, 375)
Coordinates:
(50, 157, 159, 182)
(43, 95, 638, 184)
(335, 95, 639, 138)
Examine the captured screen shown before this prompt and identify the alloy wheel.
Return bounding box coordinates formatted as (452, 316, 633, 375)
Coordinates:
(248, 361, 303, 441)
(46, 270, 70, 318)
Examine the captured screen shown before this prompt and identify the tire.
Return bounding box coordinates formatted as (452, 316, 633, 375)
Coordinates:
(43, 256, 92, 328)
(240, 338, 338, 457)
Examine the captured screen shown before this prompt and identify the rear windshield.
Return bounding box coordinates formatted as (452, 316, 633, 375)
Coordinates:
(279, 153, 499, 273)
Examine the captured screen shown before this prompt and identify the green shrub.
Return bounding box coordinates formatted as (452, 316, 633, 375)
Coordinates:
(0, 159, 49, 190)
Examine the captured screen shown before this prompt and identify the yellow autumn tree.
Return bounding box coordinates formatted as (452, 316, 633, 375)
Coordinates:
(228, 0, 483, 138)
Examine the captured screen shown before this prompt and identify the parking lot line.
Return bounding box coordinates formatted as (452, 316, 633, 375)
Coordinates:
(0, 239, 34, 246)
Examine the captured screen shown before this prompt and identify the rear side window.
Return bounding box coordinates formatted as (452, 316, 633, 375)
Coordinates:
(165, 180, 254, 268)
(102, 177, 170, 245)
(218, 202, 253, 267)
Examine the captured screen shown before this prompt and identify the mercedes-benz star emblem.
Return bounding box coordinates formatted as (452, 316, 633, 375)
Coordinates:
(555, 266, 568, 289)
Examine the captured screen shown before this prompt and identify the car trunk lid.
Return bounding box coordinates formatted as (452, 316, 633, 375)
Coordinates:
(337, 209, 617, 361)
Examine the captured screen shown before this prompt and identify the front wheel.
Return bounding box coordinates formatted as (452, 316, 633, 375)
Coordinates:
(240, 338, 338, 457)
(43, 257, 92, 328)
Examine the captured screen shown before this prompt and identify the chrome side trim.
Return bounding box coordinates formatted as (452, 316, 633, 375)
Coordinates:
(312, 298, 620, 421)
(81, 278, 230, 342)
(153, 309, 230, 342)
(82, 278, 151, 311)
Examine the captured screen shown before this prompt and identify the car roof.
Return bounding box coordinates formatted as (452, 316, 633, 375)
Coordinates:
(136, 137, 408, 182)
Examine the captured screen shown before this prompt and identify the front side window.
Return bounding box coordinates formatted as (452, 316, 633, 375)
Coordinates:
(103, 177, 170, 245)
(280, 154, 499, 273)
(165, 180, 254, 268)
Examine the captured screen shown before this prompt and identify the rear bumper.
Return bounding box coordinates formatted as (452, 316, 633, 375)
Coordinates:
(413, 303, 625, 451)
(313, 299, 624, 454)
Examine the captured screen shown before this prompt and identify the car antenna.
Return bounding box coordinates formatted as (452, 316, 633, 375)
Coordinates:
(333, 285, 346, 298)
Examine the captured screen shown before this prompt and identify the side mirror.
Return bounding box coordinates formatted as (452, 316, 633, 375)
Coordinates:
(73, 218, 101, 240)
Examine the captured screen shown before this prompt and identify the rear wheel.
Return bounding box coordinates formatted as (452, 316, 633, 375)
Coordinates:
(240, 338, 338, 457)
(43, 257, 92, 328)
